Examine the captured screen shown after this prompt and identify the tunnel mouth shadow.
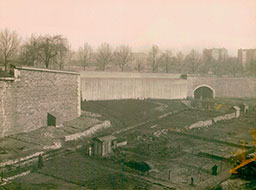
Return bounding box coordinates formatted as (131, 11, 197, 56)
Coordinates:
(194, 86, 214, 99)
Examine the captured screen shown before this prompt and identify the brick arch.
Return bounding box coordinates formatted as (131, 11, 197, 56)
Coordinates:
(192, 84, 215, 99)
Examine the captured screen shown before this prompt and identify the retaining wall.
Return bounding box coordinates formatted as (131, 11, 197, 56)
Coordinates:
(80, 72, 187, 101)
(187, 76, 256, 98)
(0, 67, 81, 137)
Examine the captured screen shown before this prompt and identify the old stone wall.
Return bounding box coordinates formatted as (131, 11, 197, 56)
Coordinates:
(0, 79, 17, 136)
(80, 72, 187, 101)
(81, 72, 256, 101)
(187, 76, 256, 98)
(0, 67, 80, 137)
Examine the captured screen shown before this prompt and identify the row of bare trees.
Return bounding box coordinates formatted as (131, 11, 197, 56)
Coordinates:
(146, 45, 245, 76)
(0, 29, 71, 70)
(78, 43, 133, 72)
(77, 43, 204, 74)
(20, 34, 70, 69)
(146, 45, 202, 74)
(0, 28, 251, 76)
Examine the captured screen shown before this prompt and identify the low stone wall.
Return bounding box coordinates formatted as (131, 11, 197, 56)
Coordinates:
(188, 112, 236, 130)
(43, 142, 62, 150)
(212, 113, 236, 123)
(0, 151, 44, 168)
(0, 171, 31, 186)
(64, 120, 111, 142)
(188, 119, 213, 129)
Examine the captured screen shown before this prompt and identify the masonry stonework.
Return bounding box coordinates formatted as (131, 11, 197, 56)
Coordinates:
(1, 70, 256, 137)
(80, 72, 187, 101)
(80, 72, 256, 101)
(0, 67, 80, 137)
(187, 76, 256, 98)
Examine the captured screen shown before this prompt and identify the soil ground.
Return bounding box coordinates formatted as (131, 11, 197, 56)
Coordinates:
(1, 99, 255, 190)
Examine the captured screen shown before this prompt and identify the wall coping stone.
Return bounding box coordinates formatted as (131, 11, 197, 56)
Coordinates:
(187, 75, 256, 79)
(15, 66, 80, 75)
(80, 71, 184, 79)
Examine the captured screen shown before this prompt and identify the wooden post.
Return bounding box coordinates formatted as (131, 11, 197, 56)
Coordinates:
(190, 176, 194, 185)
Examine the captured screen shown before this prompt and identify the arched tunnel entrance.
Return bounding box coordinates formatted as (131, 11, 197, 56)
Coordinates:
(194, 86, 214, 99)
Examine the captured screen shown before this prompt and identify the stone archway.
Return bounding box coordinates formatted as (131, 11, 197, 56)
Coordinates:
(193, 85, 215, 99)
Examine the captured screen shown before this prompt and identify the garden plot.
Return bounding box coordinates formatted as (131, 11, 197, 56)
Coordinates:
(64, 116, 101, 132)
(170, 152, 226, 172)
(4, 172, 81, 190)
(81, 99, 188, 129)
(187, 112, 256, 145)
(156, 110, 224, 130)
(10, 116, 101, 146)
(114, 110, 225, 144)
(0, 138, 41, 163)
(2, 99, 254, 190)
(36, 151, 152, 190)
(150, 161, 212, 185)
(10, 127, 67, 146)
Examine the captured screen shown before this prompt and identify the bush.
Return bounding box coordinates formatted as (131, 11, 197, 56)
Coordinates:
(124, 161, 150, 172)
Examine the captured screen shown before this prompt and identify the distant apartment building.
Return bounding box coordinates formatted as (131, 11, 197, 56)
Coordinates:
(203, 48, 228, 62)
(237, 49, 256, 68)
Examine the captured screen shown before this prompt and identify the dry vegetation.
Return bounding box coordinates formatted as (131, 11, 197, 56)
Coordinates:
(2, 99, 256, 190)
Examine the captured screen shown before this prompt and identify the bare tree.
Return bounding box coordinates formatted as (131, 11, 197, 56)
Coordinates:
(201, 51, 216, 74)
(38, 35, 68, 69)
(161, 50, 173, 73)
(64, 50, 74, 69)
(185, 49, 200, 74)
(114, 45, 133, 72)
(133, 53, 146, 72)
(78, 43, 93, 70)
(0, 28, 20, 71)
(20, 34, 40, 66)
(225, 57, 243, 76)
(95, 43, 112, 71)
(135, 59, 142, 72)
(148, 45, 161, 73)
(175, 51, 185, 73)
(54, 38, 69, 70)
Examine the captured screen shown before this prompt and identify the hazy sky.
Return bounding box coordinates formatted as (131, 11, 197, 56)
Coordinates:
(0, 0, 255, 55)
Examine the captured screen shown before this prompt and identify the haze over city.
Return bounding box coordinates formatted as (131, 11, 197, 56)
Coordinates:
(0, 0, 255, 55)
(1, 1, 256, 190)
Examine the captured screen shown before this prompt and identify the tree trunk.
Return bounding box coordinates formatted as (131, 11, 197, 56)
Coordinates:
(45, 57, 50, 68)
(59, 62, 63, 70)
(137, 65, 141, 72)
(4, 57, 8, 71)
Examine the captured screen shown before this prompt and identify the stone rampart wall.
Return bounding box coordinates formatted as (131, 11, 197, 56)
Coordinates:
(0, 67, 80, 137)
(81, 72, 187, 101)
(187, 76, 256, 98)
